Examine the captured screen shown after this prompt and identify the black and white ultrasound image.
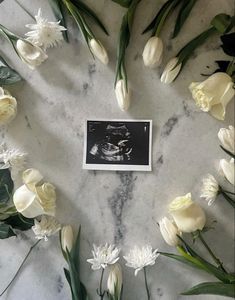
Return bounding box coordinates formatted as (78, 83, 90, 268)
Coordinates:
(86, 121, 151, 166)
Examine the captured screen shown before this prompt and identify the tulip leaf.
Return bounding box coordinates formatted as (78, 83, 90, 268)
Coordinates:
(181, 282, 235, 298)
(4, 213, 34, 231)
(70, 0, 109, 35)
(172, 0, 198, 38)
(0, 169, 14, 204)
(71, 225, 81, 271)
(0, 223, 16, 239)
(221, 33, 235, 57)
(48, 0, 69, 42)
(0, 55, 21, 85)
(211, 14, 233, 34)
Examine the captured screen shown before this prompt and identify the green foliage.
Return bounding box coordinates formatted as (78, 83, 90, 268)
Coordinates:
(0, 169, 14, 203)
(4, 214, 34, 231)
(111, 0, 132, 8)
(0, 55, 21, 85)
(0, 223, 16, 239)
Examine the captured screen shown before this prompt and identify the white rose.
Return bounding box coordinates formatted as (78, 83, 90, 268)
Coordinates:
(142, 36, 163, 68)
(168, 193, 206, 233)
(13, 168, 56, 218)
(16, 39, 48, 69)
(0, 87, 17, 125)
(115, 79, 131, 111)
(61, 225, 74, 252)
(89, 39, 109, 65)
(189, 72, 234, 120)
(107, 263, 123, 297)
(218, 125, 234, 155)
(219, 158, 234, 185)
(159, 217, 181, 247)
(161, 57, 182, 84)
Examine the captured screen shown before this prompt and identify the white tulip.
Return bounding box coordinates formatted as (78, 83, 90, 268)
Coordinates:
(0, 88, 17, 125)
(219, 158, 234, 185)
(89, 39, 109, 65)
(61, 225, 74, 252)
(16, 39, 48, 69)
(189, 72, 234, 120)
(161, 57, 182, 84)
(13, 168, 56, 218)
(142, 36, 163, 68)
(107, 263, 123, 298)
(218, 125, 234, 155)
(115, 79, 131, 111)
(159, 217, 181, 247)
(168, 193, 206, 233)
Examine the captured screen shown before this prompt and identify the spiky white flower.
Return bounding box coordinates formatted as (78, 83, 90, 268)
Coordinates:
(200, 174, 219, 206)
(32, 215, 61, 241)
(0, 143, 27, 179)
(123, 245, 159, 276)
(25, 8, 66, 49)
(87, 243, 120, 270)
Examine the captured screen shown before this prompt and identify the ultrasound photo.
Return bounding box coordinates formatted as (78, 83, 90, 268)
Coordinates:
(83, 120, 152, 171)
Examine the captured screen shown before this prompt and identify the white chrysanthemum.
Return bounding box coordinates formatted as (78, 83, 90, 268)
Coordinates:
(0, 143, 27, 179)
(200, 174, 219, 206)
(32, 215, 61, 241)
(25, 8, 66, 49)
(123, 245, 159, 276)
(87, 243, 120, 270)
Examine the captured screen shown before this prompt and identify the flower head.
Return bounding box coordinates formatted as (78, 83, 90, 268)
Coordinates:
(115, 79, 131, 111)
(32, 215, 61, 241)
(25, 8, 66, 49)
(87, 243, 120, 270)
(0, 143, 27, 179)
(189, 72, 234, 120)
(200, 174, 219, 206)
(219, 158, 234, 186)
(161, 57, 182, 84)
(218, 125, 234, 155)
(123, 245, 159, 276)
(142, 36, 163, 68)
(159, 217, 181, 247)
(0, 87, 17, 125)
(89, 39, 109, 65)
(61, 225, 74, 252)
(107, 263, 123, 297)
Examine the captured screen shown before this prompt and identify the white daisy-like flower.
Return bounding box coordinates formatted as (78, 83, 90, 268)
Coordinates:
(123, 245, 159, 276)
(0, 143, 27, 179)
(32, 215, 61, 241)
(87, 243, 120, 270)
(200, 174, 219, 206)
(25, 8, 66, 49)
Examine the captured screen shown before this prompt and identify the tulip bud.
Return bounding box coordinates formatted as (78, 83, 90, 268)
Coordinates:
(218, 126, 234, 154)
(168, 193, 206, 233)
(0, 88, 17, 125)
(89, 39, 109, 65)
(107, 263, 122, 298)
(219, 158, 234, 185)
(161, 57, 182, 84)
(115, 79, 131, 111)
(159, 217, 181, 247)
(61, 225, 74, 252)
(142, 36, 163, 68)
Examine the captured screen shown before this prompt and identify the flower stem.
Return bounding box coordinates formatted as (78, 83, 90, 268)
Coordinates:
(143, 267, 150, 300)
(198, 231, 227, 273)
(98, 268, 105, 300)
(0, 239, 41, 297)
(220, 190, 235, 209)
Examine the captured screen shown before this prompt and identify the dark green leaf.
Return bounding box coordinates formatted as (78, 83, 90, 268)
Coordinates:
(64, 268, 76, 300)
(182, 282, 235, 298)
(4, 214, 34, 231)
(0, 66, 21, 85)
(71, 225, 81, 271)
(66, 249, 81, 300)
(0, 223, 16, 239)
(221, 33, 235, 57)
(173, 0, 197, 38)
(48, 0, 69, 42)
(70, 0, 109, 35)
(0, 169, 14, 203)
(211, 14, 232, 34)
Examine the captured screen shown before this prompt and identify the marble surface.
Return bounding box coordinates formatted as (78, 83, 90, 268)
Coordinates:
(0, 0, 234, 299)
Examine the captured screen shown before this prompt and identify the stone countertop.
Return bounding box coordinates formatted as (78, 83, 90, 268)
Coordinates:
(0, 0, 234, 299)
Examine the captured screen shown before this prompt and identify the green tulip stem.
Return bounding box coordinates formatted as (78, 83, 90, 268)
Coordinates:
(198, 231, 227, 273)
(143, 267, 150, 300)
(98, 268, 105, 299)
(0, 239, 41, 297)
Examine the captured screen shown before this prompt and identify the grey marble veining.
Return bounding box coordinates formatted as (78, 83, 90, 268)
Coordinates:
(0, 0, 234, 299)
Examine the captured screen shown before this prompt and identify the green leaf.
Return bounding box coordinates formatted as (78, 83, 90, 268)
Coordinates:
(172, 0, 198, 38)
(66, 249, 81, 300)
(70, 0, 109, 35)
(4, 214, 34, 231)
(111, 0, 132, 8)
(71, 225, 81, 271)
(0, 169, 14, 203)
(211, 14, 232, 34)
(182, 282, 235, 298)
(48, 0, 69, 42)
(0, 223, 16, 239)
(0, 66, 21, 85)
(64, 268, 76, 300)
